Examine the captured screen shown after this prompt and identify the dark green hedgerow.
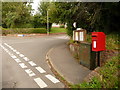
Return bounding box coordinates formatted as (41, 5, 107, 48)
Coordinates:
(1, 28, 47, 35)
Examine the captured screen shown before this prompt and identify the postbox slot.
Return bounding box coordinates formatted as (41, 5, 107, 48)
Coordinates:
(92, 39, 97, 40)
(92, 35, 97, 37)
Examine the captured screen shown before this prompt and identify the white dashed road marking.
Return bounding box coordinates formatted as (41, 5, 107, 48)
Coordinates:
(35, 67, 46, 73)
(2, 43, 62, 88)
(16, 51, 20, 54)
(25, 69, 36, 77)
(11, 55, 17, 59)
(4, 43, 8, 46)
(34, 78, 47, 88)
(8, 52, 13, 56)
(28, 61, 36, 66)
(13, 49, 17, 52)
(45, 74, 60, 83)
(10, 48, 14, 50)
(19, 54, 24, 57)
(23, 57, 29, 61)
(19, 63, 27, 68)
(14, 58, 22, 63)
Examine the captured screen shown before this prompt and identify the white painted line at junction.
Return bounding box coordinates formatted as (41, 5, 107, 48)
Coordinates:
(1, 45, 5, 50)
(10, 47, 14, 50)
(4, 49, 9, 53)
(11, 55, 17, 59)
(13, 49, 17, 52)
(14, 58, 21, 63)
(25, 69, 36, 77)
(8, 53, 14, 56)
(4, 43, 15, 51)
(8, 52, 12, 55)
(19, 54, 24, 57)
(4, 48, 8, 51)
(19, 63, 27, 68)
(16, 51, 20, 54)
(8, 46, 12, 48)
(34, 78, 47, 88)
(4, 43, 8, 46)
(45, 74, 60, 83)
(2, 46, 5, 48)
(35, 67, 46, 73)
(23, 57, 29, 61)
(28, 61, 36, 66)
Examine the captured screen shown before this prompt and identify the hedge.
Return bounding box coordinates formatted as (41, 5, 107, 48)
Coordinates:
(2, 28, 47, 35)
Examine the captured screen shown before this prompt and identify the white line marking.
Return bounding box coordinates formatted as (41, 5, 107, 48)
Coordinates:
(45, 74, 60, 83)
(13, 49, 17, 52)
(35, 67, 46, 73)
(4, 48, 7, 51)
(23, 57, 29, 61)
(19, 63, 27, 68)
(19, 54, 24, 57)
(34, 78, 47, 88)
(25, 69, 36, 77)
(16, 51, 20, 54)
(10, 47, 14, 50)
(28, 61, 36, 66)
(11, 55, 17, 59)
(9, 53, 14, 56)
(6, 50, 9, 53)
(14, 58, 21, 63)
(4, 43, 8, 46)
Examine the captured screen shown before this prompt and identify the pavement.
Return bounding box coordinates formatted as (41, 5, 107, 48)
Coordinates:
(47, 43, 91, 84)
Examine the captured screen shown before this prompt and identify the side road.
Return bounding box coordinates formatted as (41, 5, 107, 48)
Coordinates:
(46, 43, 91, 84)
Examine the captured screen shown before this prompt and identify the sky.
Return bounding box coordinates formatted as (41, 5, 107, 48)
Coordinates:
(31, 0, 41, 15)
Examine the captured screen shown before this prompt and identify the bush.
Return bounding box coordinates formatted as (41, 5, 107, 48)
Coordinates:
(67, 29, 73, 37)
(106, 34, 119, 50)
(2, 28, 11, 35)
(2, 28, 47, 35)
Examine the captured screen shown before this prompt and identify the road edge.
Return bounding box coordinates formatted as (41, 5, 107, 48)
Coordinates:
(46, 47, 71, 88)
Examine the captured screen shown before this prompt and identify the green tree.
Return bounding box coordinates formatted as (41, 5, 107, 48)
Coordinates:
(37, 2, 54, 31)
(33, 13, 46, 28)
(50, 2, 120, 36)
(2, 2, 33, 28)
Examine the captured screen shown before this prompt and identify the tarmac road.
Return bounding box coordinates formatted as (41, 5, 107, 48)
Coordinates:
(1, 35, 69, 88)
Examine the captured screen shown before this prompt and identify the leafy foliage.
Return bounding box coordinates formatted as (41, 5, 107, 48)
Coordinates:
(37, 2, 54, 30)
(50, 2, 120, 36)
(33, 14, 46, 28)
(2, 2, 32, 28)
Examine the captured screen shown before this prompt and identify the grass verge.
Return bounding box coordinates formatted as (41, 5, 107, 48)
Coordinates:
(50, 27, 67, 34)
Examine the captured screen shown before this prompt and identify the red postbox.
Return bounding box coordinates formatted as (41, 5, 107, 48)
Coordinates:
(92, 32, 106, 51)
